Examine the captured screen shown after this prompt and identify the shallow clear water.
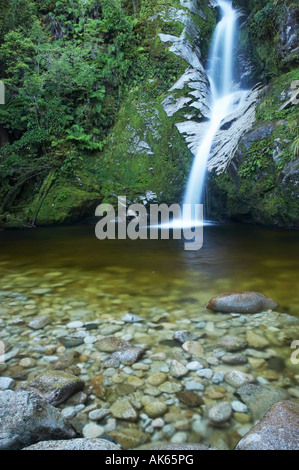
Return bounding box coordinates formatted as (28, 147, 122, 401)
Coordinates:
(0, 223, 298, 318)
(0, 223, 298, 450)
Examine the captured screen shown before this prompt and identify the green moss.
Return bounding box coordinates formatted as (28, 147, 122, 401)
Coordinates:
(98, 86, 192, 207)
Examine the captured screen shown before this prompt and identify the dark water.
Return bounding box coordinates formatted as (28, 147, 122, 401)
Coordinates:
(0, 222, 298, 317)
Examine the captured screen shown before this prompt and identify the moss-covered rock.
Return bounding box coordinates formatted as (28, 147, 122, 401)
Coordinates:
(208, 70, 299, 228)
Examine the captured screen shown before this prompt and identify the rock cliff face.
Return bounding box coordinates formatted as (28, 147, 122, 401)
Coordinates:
(95, 0, 217, 210)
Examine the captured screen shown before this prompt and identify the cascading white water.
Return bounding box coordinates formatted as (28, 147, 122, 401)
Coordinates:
(182, 0, 238, 225)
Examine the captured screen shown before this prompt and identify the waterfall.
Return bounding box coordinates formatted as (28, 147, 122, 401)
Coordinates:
(182, 0, 239, 225)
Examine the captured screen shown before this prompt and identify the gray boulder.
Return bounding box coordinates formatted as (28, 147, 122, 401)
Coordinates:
(0, 390, 77, 450)
(23, 438, 121, 451)
(235, 401, 299, 450)
(17, 370, 85, 406)
(236, 383, 289, 421)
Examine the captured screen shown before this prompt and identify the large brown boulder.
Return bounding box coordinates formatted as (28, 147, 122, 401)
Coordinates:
(235, 401, 299, 450)
(206, 291, 278, 313)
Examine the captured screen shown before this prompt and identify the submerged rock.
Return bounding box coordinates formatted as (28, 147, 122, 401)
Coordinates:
(208, 402, 232, 425)
(17, 370, 85, 406)
(206, 291, 278, 313)
(95, 336, 131, 353)
(236, 383, 290, 421)
(235, 401, 299, 450)
(109, 429, 147, 450)
(110, 398, 138, 422)
(0, 390, 77, 450)
(28, 315, 53, 330)
(173, 330, 199, 344)
(216, 335, 248, 352)
(224, 370, 255, 388)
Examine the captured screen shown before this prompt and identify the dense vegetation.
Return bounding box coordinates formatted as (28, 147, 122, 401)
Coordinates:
(0, 0, 204, 225)
(0, 0, 298, 228)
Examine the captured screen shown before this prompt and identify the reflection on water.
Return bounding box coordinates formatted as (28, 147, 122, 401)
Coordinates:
(0, 223, 298, 317)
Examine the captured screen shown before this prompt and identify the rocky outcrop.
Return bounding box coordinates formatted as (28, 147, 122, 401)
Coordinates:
(235, 401, 299, 450)
(277, 4, 299, 68)
(159, 2, 264, 175)
(208, 71, 299, 228)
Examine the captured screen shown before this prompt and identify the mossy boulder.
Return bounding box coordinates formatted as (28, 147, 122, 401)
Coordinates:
(17, 370, 85, 407)
(208, 70, 299, 228)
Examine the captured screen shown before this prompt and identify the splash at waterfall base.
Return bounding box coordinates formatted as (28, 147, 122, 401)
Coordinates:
(95, 197, 205, 251)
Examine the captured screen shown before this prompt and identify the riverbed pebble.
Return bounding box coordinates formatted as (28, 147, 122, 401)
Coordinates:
(208, 402, 232, 425)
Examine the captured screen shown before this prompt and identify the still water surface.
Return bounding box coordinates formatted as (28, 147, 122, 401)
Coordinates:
(0, 222, 298, 318)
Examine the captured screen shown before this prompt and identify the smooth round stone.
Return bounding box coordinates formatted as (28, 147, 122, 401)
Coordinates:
(152, 418, 164, 428)
(0, 377, 15, 390)
(192, 419, 207, 435)
(225, 370, 255, 388)
(216, 335, 248, 352)
(67, 321, 84, 329)
(82, 423, 105, 438)
(222, 354, 248, 365)
(122, 313, 143, 323)
(231, 401, 248, 413)
(184, 380, 204, 391)
(196, 368, 213, 379)
(100, 325, 122, 335)
(163, 424, 176, 438)
(31, 289, 52, 295)
(212, 372, 224, 384)
(144, 402, 168, 419)
(127, 376, 145, 388)
(88, 409, 110, 421)
(186, 361, 204, 371)
(182, 341, 204, 356)
(19, 358, 36, 368)
(246, 330, 269, 348)
(61, 406, 77, 419)
(288, 388, 299, 398)
(256, 376, 269, 385)
(207, 356, 219, 366)
(84, 336, 97, 344)
(110, 398, 138, 421)
(159, 382, 182, 394)
(84, 322, 100, 331)
(170, 432, 187, 444)
(60, 336, 84, 348)
(169, 360, 189, 378)
(208, 402, 232, 424)
(213, 348, 226, 358)
(75, 404, 85, 412)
